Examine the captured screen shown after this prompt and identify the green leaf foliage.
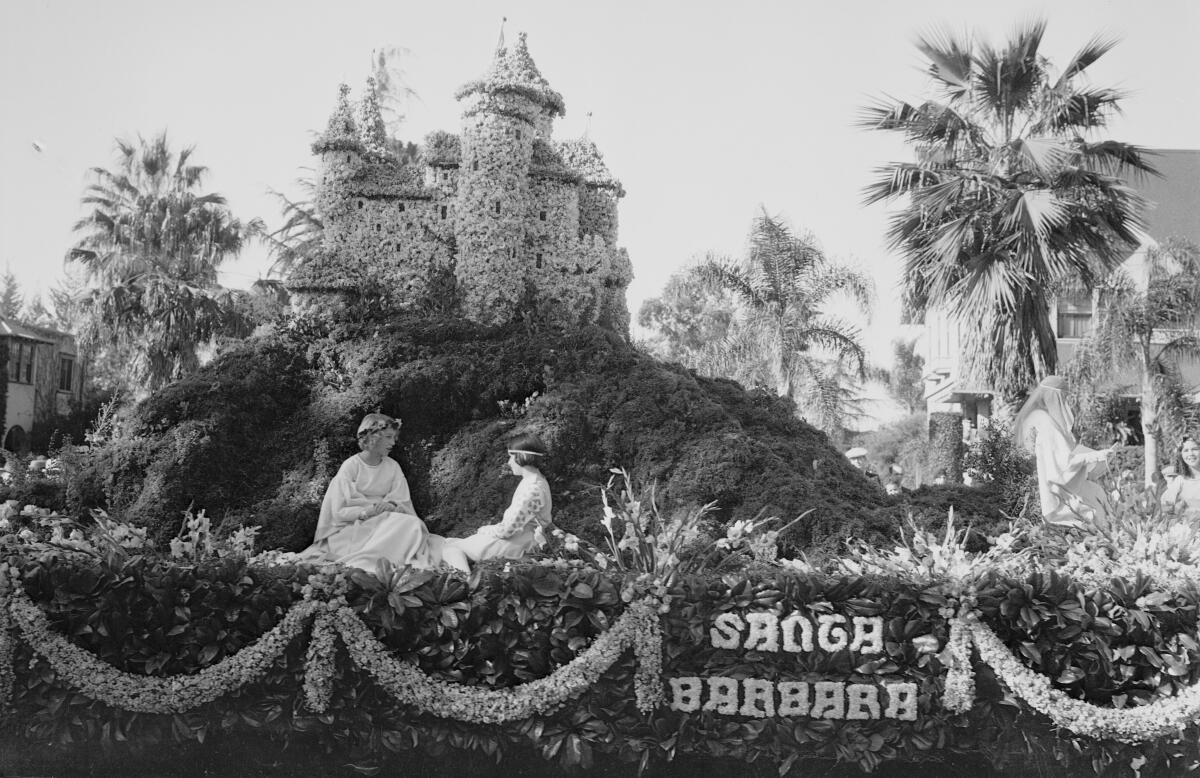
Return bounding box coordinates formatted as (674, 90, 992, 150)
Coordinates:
(6, 549, 1200, 775)
(69, 312, 898, 556)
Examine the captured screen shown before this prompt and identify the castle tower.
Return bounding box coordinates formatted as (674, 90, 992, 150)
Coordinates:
(312, 84, 365, 251)
(558, 137, 624, 245)
(453, 32, 565, 324)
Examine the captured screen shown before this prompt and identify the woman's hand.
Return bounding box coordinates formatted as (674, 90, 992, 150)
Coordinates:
(368, 501, 399, 518)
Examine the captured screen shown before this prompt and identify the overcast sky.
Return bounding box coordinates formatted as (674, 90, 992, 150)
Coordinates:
(2, 0, 1197, 362)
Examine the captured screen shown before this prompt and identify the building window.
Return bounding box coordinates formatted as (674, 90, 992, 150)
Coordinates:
(494, 201, 501, 215)
(1056, 291, 1093, 339)
(7, 340, 34, 384)
(535, 253, 544, 269)
(440, 205, 448, 220)
(539, 211, 547, 222)
(58, 356, 74, 392)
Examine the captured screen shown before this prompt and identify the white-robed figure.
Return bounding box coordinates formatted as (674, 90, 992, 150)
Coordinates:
(442, 433, 553, 573)
(303, 413, 438, 572)
(1014, 376, 1112, 527)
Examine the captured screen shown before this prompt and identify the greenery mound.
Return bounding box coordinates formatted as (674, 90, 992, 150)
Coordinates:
(71, 313, 899, 554)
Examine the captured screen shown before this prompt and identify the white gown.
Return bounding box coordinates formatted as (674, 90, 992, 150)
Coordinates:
(302, 455, 436, 572)
(444, 473, 552, 564)
(1023, 409, 1109, 525)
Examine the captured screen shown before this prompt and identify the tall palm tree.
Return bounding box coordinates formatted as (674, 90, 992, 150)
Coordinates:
(861, 20, 1155, 400)
(698, 210, 873, 433)
(67, 132, 261, 391)
(1067, 241, 1200, 482)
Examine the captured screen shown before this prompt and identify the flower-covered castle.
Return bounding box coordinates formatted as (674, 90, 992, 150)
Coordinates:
(288, 33, 632, 334)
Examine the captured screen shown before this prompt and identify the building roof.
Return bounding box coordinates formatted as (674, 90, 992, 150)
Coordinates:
(1137, 149, 1200, 246)
(0, 316, 64, 344)
(454, 32, 565, 117)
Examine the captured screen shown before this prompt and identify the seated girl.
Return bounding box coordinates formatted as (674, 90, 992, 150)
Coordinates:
(441, 434, 553, 572)
(302, 413, 438, 573)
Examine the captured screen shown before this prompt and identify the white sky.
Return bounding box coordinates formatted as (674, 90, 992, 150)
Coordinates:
(2, 0, 1198, 364)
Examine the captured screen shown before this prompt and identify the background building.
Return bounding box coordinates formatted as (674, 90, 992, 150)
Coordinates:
(1, 316, 84, 453)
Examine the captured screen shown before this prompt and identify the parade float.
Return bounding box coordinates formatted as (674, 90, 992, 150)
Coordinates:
(3, 33, 1198, 778)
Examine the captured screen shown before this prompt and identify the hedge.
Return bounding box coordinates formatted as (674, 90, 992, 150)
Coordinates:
(3, 546, 1200, 776)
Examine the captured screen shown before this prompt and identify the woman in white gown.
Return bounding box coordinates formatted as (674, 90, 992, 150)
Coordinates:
(303, 414, 438, 572)
(441, 434, 553, 572)
(1014, 376, 1112, 527)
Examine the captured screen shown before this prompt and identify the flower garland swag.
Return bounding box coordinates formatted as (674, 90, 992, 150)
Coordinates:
(0, 592, 13, 722)
(0, 583, 665, 722)
(313, 597, 664, 721)
(942, 611, 1200, 743)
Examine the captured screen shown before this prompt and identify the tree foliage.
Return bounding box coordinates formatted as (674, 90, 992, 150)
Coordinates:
(882, 337, 926, 415)
(637, 266, 735, 364)
(66, 132, 261, 393)
(862, 20, 1155, 400)
(1067, 240, 1200, 482)
(0, 270, 24, 318)
(693, 210, 874, 436)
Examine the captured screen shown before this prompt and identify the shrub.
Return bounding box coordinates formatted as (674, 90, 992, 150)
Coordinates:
(74, 313, 890, 554)
(4, 540, 1200, 776)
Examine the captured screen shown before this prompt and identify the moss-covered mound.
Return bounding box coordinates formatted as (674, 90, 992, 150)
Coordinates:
(78, 313, 893, 554)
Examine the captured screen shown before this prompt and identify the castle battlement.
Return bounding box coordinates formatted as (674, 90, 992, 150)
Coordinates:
(289, 32, 632, 333)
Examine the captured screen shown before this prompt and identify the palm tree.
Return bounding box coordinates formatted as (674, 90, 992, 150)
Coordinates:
(262, 177, 323, 278)
(67, 132, 261, 391)
(861, 20, 1155, 400)
(698, 210, 873, 433)
(1067, 241, 1200, 483)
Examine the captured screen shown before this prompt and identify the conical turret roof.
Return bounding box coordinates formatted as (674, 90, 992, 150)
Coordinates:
(558, 137, 624, 196)
(313, 84, 364, 154)
(455, 32, 565, 117)
(358, 77, 389, 158)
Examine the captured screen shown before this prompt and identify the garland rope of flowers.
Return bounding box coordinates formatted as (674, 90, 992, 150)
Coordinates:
(318, 598, 664, 721)
(0, 595, 12, 721)
(0, 585, 665, 722)
(943, 612, 1200, 743)
(4, 589, 323, 714)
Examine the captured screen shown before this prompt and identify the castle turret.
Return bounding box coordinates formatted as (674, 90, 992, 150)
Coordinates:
(357, 77, 390, 158)
(312, 84, 365, 251)
(558, 138, 624, 245)
(453, 32, 565, 324)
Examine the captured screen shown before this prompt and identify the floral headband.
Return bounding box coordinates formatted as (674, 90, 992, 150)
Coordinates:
(357, 415, 400, 437)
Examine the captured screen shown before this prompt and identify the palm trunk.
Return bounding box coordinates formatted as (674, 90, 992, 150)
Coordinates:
(1141, 354, 1157, 486)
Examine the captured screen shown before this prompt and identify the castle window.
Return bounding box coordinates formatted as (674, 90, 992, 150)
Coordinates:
(511, 247, 517, 259)
(375, 223, 381, 232)
(440, 205, 448, 220)
(357, 200, 364, 209)
(398, 203, 406, 212)
(345, 154, 351, 163)
(494, 201, 501, 215)
(539, 210, 547, 222)
(472, 160, 479, 171)
(536, 253, 543, 269)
